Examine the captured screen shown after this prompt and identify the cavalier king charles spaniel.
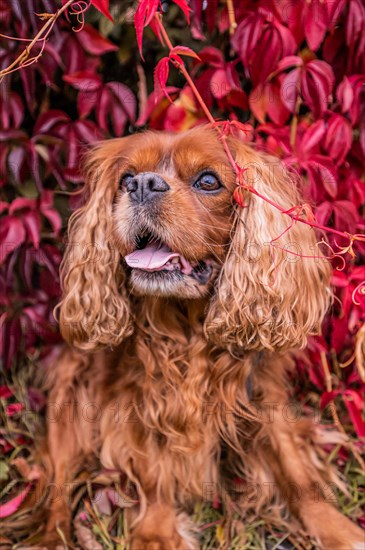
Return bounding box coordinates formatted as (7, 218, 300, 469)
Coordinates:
(39, 125, 363, 549)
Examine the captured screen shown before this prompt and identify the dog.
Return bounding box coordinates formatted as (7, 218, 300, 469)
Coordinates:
(39, 125, 364, 549)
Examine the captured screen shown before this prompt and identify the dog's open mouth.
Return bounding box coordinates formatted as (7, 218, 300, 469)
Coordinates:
(125, 232, 213, 284)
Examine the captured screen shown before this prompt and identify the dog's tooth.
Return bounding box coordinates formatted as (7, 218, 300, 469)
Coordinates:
(171, 257, 179, 264)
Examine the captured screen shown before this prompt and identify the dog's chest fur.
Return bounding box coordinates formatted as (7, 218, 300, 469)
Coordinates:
(55, 299, 260, 500)
(106, 300, 253, 436)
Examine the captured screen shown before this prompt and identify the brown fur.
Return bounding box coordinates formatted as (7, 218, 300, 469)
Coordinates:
(35, 126, 363, 548)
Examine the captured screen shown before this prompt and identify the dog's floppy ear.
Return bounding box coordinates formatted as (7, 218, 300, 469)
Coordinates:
(205, 142, 332, 351)
(58, 140, 133, 350)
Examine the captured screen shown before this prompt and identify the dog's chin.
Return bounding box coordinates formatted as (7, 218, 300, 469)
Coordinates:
(128, 267, 217, 299)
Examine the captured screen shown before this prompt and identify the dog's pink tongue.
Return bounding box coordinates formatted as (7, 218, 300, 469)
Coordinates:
(125, 242, 192, 274)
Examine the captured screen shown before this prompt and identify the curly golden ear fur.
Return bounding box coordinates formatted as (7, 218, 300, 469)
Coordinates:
(205, 142, 332, 351)
(58, 142, 132, 350)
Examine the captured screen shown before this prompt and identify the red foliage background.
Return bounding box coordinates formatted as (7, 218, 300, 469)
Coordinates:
(0, 0, 364, 449)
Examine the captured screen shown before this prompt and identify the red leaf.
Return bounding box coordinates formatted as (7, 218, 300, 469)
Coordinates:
(33, 110, 70, 135)
(23, 211, 41, 249)
(0, 484, 32, 518)
(6, 403, 24, 416)
(302, 154, 337, 198)
(266, 80, 291, 125)
(198, 47, 224, 68)
(0, 217, 26, 263)
(106, 82, 137, 123)
(11, 93, 24, 128)
(249, 84, 267, 123)
(332, 201, 360, 233)
(307, 59, 335, 89)
(280, 68, 301, 112)
(346, 0, 365, 48)
(336, 76, 354, 113)
(170, 46, 200, 61)
(302, 60, 334, 118)
(74, 120, 103, 143)
(315, 201, 332, 226)
(63, 71, 102, 90)
(348, 75, 365, 125)
(320, 390, 339, 409)
(9, 197, 35, 215)
(303, 0, 329, 51)
(301, 120, 325, 153)
(344, 397, 365, 437)
(149, 16, 164, 45)
(162, 103, 186, 131)
(77, 86, 101, 119)
(77, 24, 118, 55)
(324, 114, 352, 166)
(232, 13, 296, 85)
(330, 315, 349, 353)
(134, 0, 159, 59)
(276, 55, 302, 72)
(135, 86, 180, 126)
(344, 390, 364, 411)
(90, 0, 113, 21)
(331, 270, 348, 288)
(154, 57, 171, 101)
(96, 83, 136, 137)
(0, 386, 13, 399)
(41, 191, 62, 236)
(171, 0, 191, 23)
(308, 155, 338, 198)
(210, 68, 232, 99)
(98, 87, 112, 134)
(65, 71, 103, 119)
(0, 92, 24, 130)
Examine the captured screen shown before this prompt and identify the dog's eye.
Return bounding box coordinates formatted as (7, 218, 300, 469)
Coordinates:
(120, 172, 134, 191)
(193, 172, 221, 192)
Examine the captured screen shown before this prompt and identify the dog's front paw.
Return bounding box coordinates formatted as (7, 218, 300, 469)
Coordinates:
(302, 504, 364, 550)
(130, 505, 198, 550)
(323, 518, 364, 550)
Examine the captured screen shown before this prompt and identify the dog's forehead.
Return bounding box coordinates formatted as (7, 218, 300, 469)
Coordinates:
(123, 128, 232, 177)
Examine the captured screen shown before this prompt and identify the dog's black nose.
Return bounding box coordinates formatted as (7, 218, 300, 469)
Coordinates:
(126, 172, 170, 203)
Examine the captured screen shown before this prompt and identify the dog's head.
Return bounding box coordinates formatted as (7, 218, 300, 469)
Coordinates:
(59, 125, 331, 351)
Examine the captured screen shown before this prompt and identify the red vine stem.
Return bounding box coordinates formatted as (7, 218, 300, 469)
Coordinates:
(154, 14, 364, 249)
(156, 16, 215, 124)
